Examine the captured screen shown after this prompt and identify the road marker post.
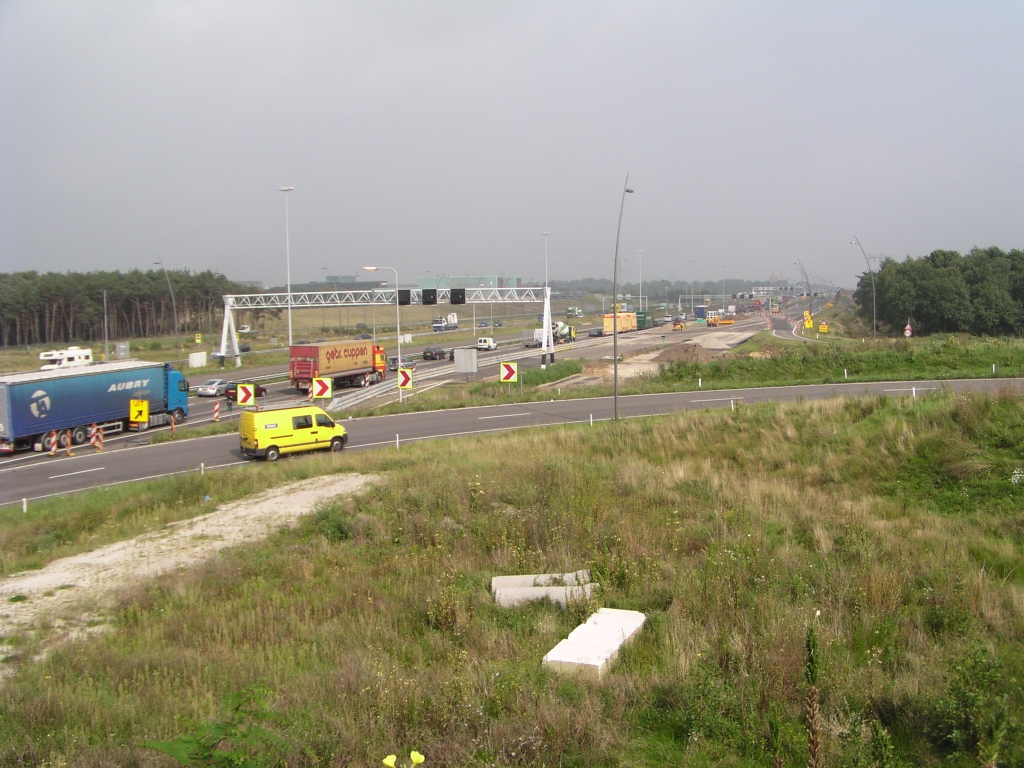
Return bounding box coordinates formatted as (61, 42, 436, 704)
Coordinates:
(213, 401, 220, 422)
(48, 430, 58, 456)
(64, 431, 74, 456)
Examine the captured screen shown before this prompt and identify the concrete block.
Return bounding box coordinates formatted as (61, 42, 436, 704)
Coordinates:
(492, 583, 596, 608)
(542, 608, 646, 680)
(490, 570, 591, 593)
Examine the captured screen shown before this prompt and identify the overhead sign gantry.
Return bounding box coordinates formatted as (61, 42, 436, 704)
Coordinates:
(217, 286, 551, 366)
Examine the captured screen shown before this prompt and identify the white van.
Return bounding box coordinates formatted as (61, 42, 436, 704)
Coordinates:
(476, 337, 497, 351)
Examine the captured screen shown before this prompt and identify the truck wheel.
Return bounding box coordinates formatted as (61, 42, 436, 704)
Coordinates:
(330, 437, 344, 452)
(41, 432, 57, 452)
(58, 430, 72, 448)
(172, 408, 186, 424)
(265, 446, 280, 462)
(71, 426, 88, 445)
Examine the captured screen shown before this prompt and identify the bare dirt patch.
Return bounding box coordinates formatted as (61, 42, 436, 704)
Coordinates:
(0, 473, 377, 675)
(652, 344, 722, 364)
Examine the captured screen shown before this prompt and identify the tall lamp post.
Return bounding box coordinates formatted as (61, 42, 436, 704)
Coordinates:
(153, 259, 180, 352)
(851, 236, 876, 340)
(637, 250, 644, 312)
(363, 266, 402, 401)
(612, 175, 634, 421)
(279, 186, 294, 346)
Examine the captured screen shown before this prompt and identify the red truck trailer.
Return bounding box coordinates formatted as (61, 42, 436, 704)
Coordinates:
(289, 341, 387, 391)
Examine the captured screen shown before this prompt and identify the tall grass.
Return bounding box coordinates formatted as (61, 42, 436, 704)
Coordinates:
(1, 390, 1023, 765)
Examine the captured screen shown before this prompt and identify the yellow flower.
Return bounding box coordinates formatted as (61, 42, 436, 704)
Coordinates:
(383, 755, 397, 768)
(410, 752, 425, 765)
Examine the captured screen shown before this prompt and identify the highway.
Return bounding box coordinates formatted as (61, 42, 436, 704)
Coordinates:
(2, 375, 1021, 506)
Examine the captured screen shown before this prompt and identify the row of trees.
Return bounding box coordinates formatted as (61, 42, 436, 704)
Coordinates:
(854, 247, 1024, 337)
(0, 270, 249, 347)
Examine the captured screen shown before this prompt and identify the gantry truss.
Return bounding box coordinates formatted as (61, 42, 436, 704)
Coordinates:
(217, 287, 548, 365)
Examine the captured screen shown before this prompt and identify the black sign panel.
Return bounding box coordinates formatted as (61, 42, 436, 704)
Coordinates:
(450, 288, 466, 305)
(422, 288, 437, 305)
(398, 290, 411, 306)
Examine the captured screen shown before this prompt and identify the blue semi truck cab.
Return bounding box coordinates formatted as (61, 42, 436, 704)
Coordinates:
(0, 361, 189, 453)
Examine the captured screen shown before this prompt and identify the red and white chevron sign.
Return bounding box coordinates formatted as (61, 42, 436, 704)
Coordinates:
(311, 377, 332, 399)
(500, 362, 518, 383)
(398, 369, 413, 389)
(237, 384, 255, 406)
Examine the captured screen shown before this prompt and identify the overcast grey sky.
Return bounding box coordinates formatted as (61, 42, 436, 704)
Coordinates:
(1, 1, 1022, 289)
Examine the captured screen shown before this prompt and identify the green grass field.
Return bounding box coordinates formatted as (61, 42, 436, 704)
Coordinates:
(2, 388, 1023, 766)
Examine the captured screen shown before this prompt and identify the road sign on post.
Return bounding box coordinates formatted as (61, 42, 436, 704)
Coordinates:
(904, 324, 913, 337)
(237, 384, 255, 406)
(130, 399, 149, 425)
(195, 333, 202, 345)
(500, 362, 518, 383)
(398, 369, 413, 389)
(311, 378, 332, 399)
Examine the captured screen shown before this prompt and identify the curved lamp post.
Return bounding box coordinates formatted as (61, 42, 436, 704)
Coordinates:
(153, 259, 180, 351)
(851, 236, 876, 340)
(612, 175, 634, 421)
(363, 266, 401, 401)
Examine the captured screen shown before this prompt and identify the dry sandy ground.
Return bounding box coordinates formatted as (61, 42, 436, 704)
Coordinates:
(0, 473, 377, 676)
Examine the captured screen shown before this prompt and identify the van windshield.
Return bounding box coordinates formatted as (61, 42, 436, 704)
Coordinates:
(315, 414, 333, 428)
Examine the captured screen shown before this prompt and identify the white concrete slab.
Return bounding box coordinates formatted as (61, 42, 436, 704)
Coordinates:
(492, 583, 596, 608)
(542, 608, 646, 680)
(490, 570, 591, 592)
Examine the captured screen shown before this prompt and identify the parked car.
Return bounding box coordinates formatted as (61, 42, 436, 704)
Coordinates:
(387, 355, 416, 371)
(224, 382, 268, 400)
(355, 333, 372, 340)
(588, 328, 604, 337)
(478, 321, 489, 328)
(422, 346, 446, 360)
(237, 342, 252, 352)
(493, 320, 503, 327)
(195, 379, 229, 397)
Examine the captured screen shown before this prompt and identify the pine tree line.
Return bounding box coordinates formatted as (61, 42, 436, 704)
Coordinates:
(0, 269, 249, 347)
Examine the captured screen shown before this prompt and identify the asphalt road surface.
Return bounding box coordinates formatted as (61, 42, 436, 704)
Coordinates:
(2, 376, 1021, 507)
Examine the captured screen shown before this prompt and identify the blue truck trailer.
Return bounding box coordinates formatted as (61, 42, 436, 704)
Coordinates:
(0, 361, 189, 453)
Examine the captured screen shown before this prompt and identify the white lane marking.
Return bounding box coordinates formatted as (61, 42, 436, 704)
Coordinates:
(884, 387, 938, 392)
(478, 413, 531, 420)
(48, 467, 105, 480)
(690, 397, 743, 403)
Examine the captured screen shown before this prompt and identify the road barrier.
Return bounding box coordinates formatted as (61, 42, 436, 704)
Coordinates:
(89, 423, 104, 452)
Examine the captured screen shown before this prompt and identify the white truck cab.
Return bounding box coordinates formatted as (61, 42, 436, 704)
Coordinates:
(476, 337, 498, 351)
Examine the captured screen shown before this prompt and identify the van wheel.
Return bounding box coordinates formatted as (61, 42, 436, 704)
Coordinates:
(330, 437, 344, 452)
(71, 426, 88, 445)
(265, 446, 280, 462)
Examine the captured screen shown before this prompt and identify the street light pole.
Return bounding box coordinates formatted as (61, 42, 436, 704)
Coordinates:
(637, 250, 644, 312)
(153, 259, 180, 352)
(363, 266, 401, 401)
(279, 187, 294, 346)
(612, 175, 634, 421)
(851, 236, 877, 340)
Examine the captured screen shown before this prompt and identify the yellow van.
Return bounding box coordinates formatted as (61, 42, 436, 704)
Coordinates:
(239, 404, 348, 461)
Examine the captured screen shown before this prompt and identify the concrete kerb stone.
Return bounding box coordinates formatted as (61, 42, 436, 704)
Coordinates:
(542, 608, 647, 680)
(489, 570, 591, 592)
(492, 583, 597, 608)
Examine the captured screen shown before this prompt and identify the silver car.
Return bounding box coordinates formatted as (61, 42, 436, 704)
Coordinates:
(195, 379, 229, 397)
